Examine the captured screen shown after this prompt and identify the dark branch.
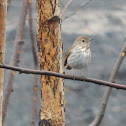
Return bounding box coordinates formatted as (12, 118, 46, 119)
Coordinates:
(0, 63, 126, 90)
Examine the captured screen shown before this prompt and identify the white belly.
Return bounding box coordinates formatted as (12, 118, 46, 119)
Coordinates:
(67, 47, 91, 69)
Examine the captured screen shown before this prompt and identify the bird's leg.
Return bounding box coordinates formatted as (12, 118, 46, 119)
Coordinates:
(81, 69, 86, 83)
(72, 69, 76, 81)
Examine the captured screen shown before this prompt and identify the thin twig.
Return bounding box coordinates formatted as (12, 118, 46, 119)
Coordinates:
(62, 0, 93, 21)
(2, 0, 28, 123)
(61, 0, 73, 17)
(0, 64, 126, 90)
(7, 0, 11, 9)
(60, 1, 65, 8)
(28, 2, 38, 126)
(89, 41, 126, 126)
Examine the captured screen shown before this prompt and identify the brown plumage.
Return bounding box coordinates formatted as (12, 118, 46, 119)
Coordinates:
(64, 36, 92, 70)
(64, 46, 74, 70)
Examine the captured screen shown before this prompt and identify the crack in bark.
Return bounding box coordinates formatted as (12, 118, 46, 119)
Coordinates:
(39, 119, 51, 126)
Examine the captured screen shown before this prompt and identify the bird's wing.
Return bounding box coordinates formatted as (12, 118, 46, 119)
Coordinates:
(64, 46, 74, 69)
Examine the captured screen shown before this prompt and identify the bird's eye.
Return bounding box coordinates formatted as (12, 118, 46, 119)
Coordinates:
(82, 40, 85, 42)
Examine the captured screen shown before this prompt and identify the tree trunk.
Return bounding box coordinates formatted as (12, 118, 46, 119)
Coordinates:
(0, 0, 7, 125)
(36, 0, 65, 125)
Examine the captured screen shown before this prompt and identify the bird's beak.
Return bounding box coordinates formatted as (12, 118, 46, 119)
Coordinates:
(90, 38, 93, 41)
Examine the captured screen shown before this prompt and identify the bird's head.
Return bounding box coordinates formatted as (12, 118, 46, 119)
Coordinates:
(73, 36, 93, 47)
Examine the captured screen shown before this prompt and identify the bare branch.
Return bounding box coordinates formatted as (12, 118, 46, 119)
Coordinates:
(60, 1, 65, 8)
(0, 63, 126, 90)
(7, 0, 11, 9)
(2, 0, 28, 123)
(61, 0, 73, 17)
(28, 1, 38, 126)
(62, 0, 93, 21)
(0, 0, 7, 125)
(28, 3, 38, 67)
(89, 41, 126, 126)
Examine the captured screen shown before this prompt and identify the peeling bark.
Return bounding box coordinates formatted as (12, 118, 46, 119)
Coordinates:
(36, 0, 65, 125)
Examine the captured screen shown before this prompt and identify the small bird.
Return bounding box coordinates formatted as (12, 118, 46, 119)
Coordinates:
(64, 36, 92, 70)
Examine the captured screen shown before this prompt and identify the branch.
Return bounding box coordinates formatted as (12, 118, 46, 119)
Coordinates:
(62, 0, 93, 21)
(2, 0, 28, 123)
(7, 0, 11, 9)
(60, 1, 65, 8)
(89, 41, 126, 126)
(61, 0, 73, 17)
(28, 1, 38, 126)
(0, 0, 7, 125)
(0, 64, 126, 90)
(28, 3, 38, 67)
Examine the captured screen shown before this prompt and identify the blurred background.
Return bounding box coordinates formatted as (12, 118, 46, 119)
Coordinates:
(5, 0, 126, 126)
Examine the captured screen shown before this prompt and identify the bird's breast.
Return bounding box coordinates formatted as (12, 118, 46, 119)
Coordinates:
(67, 47, 91, 69)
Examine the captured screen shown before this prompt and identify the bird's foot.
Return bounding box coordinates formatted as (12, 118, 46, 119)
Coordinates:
(72, 75, 76, 81)
(81, 76, 86, 82)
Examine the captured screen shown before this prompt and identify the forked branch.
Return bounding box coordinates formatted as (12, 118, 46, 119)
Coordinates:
(62, 0, 93, 21)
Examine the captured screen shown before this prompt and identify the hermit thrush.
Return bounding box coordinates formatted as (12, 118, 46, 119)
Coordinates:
(64, 36, 92, 70)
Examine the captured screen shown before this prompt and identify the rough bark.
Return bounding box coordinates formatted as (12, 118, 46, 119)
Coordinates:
(36, 0, 65, 125)
(0, 0, 7, 125)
